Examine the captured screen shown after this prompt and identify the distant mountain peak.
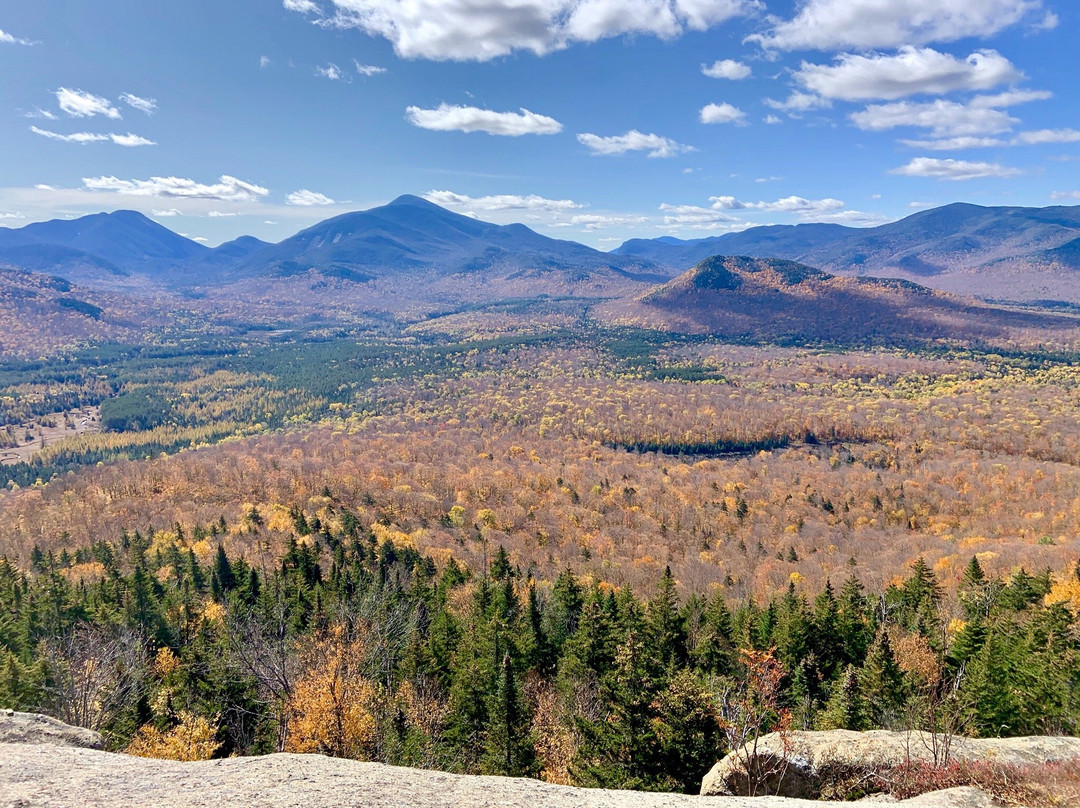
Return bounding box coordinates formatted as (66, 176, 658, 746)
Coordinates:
(387, 194, 439, 208)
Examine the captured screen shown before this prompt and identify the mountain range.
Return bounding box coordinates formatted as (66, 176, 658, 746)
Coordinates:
(615, 203, 1080, 302)
(594, 255, 1079, 346)
(4, 197, 1080, 304)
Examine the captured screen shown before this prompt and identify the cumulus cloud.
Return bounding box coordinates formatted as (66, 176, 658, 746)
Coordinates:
(283, 0, 321, 12)
(850, 91, 1050, 138)
(424, 190, 583, 212)
(658, 203, 743, 230)
(120, 93, 157, 114)
(0, 212, 26, 220)
(354, 61, 386, 75)
(710, 194, 845, 213)
(578, 130, 695, 157)
(82, 174, 270, 201)
(286, 189, 337, 205)
(700, 102, 747, 125)
(55, 88, 121, 119)
(152, 209, 182, 217)
(260, 55, 272, 68)
(0, 28, 35, 46)
(748, 0, 1046, 51)
(567, 213, 649, 231)
(1015, 128, 1080, 145)
(289, 0, 760, 61)
(30, 126, 155, 146)
(890, 157, 1022, 180)
(702, 58, 750, 79)
(406, 104, 562, 136)
(316, 63, 348, 80)
(764, 92, 831, 113)
(793, 47, 1021, 101)
(900, 129, 1080, 150)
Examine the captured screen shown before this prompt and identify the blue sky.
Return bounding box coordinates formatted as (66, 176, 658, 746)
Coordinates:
(1, 0, 1078, 248)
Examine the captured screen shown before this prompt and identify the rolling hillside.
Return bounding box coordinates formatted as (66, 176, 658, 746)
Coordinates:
(614, 204, 1080, 302)
(596, 255, 1080, 345)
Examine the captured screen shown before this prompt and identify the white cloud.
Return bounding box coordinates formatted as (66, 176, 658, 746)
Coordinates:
(1015, 128, 1080, 145)
(424, 190, 583, 212)
(354, 61, 387, 76)
(0, 27, 34, 46)
(764, 92, 831, 113)
(30, 127, 109, 144)
(284, 0, 321, 12)
(899, 136, 1006, 150)
(260, 55, 272, 68)
(110, 133, 156, 147)
(82, 174, 270, 202)
(406, 103, 562, 136)
(152, 209, 182, 217)
(890, 157, 1022, 180)
(207, 211, 238, 217)
(658, 203, 744, 230)
(700, 102, 747, 125)
(793, 47, 1020, 102)
(55, 88, 121, 119)
(710, 194, 845, 214)
(578, 129, 695, 157)
(0, 212, 25, 220)
(316, 63, 348, 80)
(764, 114, 782, 124)
(702, 58, 750, 79)
(23, 107, 58, 120)
(120, 93, 157, 115)
(1050, 191, 1080, 201)
(749, 0, 1046, 51)
(30, 126, 155, 146)
(286, 189, 337, 206)
(900, 129, 1080, 150)
(851, 96, 1031, 138)
(568, 213, 649, 231)
(292, 0, 760, 61)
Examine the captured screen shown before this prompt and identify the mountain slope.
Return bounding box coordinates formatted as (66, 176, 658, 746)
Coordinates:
(614, 204, 1080, 302)
(241, 195, 666, 283)
(596, 255, 1080, 346)
(0, 210, 209, 285)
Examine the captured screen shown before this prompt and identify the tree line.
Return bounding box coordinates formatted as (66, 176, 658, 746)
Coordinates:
(1, 511, 1078, 793)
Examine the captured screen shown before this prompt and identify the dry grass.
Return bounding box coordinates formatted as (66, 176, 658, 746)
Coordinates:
(874, 759, 1080, 806)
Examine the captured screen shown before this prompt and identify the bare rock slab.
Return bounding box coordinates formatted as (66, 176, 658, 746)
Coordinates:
(701, 729, 1080, 798)
(0, 710, 103, 750)
(0, 742, 1000, 808)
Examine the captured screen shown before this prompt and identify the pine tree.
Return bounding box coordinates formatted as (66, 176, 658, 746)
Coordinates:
(860, 629, 905, 728)
(480, 653, 536, 776)
(819, 664, 867, 730)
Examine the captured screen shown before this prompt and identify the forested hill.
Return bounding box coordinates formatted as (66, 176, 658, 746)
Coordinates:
(2, 521, 1078, 795)
(614, 203, 1080, 302)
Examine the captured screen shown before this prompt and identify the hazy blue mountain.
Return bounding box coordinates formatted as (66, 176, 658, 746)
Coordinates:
(240, 195, 666, 282)
(613, 204, 1080, 300)
(0, 210, 208, 279)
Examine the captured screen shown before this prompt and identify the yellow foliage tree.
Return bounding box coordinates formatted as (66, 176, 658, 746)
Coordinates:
(126, 711, 220, 761)
(284, 626, 377, 758)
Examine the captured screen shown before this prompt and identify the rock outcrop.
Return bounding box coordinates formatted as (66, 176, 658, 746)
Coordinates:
(0, 710, 103, 750)
(701, 729, 1080, 798)
(0, 742, 1000, 808)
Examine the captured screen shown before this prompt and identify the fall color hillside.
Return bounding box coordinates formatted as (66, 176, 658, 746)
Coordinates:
(596, 256, 1080, 346)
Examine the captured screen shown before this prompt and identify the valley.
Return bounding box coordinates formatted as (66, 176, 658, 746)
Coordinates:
(2, 198, 1080, 799)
